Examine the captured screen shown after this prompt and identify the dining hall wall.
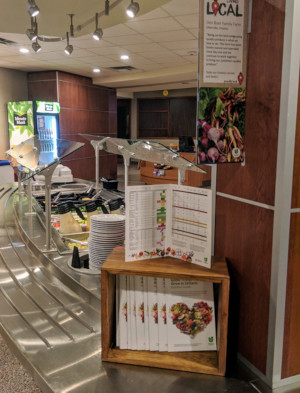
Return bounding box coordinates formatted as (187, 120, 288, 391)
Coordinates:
(27, 71, 117, 180)
(0, 67, 28, 160)
(214, 0, 285, 377)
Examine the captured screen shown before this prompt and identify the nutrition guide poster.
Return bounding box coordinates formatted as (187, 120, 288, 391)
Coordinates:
(125, 184, 212, 268)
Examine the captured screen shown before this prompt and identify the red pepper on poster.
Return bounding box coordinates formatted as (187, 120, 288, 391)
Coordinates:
(212, 1, 219, 16)
(238, 72, 244, 85)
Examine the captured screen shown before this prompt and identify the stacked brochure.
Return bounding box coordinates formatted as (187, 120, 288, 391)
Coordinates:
(125, 184, 212, 268)
(117, 275, 217, 352)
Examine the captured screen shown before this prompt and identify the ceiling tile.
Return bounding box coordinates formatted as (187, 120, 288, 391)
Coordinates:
(175, 14, 199, 29)
(87, 45, 127, 56)
(162, 0, 199, 16)
(145, 29, 195, 43)
(73, 37, 115, 49)
(138, 50, 187, 63)
(133, 8, 170, 20)
(125, 17, 183, 34)
(120, 42, 163, 53)
(104, 35, 151, 46)
(160, 39, 198, 50)
(107, 53, 156, 66)
(189, 28, 199, 39)
(103, 24, 137, 37)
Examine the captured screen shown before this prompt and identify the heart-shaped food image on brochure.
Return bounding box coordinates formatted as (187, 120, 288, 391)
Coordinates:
(170, 301, 213, 337)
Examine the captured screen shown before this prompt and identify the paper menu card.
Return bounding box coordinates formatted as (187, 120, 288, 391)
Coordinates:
(143, 276, 150, 350)
(165, 279, 216, 352)
(135, 276, 145, 350)
(147, 277, 159, 351)
(129, 276, 137, 350)
(157, 278, 168, 352)
(125, 184, 212, 268)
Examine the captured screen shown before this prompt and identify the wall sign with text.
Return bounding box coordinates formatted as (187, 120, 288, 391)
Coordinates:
(197, 0, 248, 164)
(200, 0, 248, 87)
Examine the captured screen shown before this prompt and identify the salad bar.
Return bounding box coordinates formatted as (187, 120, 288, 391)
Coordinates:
(0, 136, 230, 393)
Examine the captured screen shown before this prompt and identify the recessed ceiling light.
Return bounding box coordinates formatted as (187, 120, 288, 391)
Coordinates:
(120, 55, 129, 60)
(93, 68, 101, 73)
(20, 48, 30, 54)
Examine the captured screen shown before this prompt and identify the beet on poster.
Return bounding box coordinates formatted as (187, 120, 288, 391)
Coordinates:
(198, 87, 246, 164)
(197, 1, 248, 164)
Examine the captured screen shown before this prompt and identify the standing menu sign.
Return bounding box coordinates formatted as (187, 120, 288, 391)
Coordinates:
(198, 0, 248, 165)
(125, 184, 212, 269)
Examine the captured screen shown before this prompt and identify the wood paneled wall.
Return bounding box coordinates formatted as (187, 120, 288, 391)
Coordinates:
(282, 74, 300, 379)
(215, 0, 285, 374)
(28, 71, 117, 180)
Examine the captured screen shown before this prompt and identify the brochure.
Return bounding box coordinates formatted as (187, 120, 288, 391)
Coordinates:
(129, 275, 137, 350)
(118, 274, 128, 350)
(116, 275, 120, 348)
(147, 277, 159, 351)
(165, 279, 216, 352)
(125, 184, 212, 268)
(157, 278, 168, 352)
(143, 276, 150, 350)
(135, 275, 146, 350)
(126, 275, 132, 350)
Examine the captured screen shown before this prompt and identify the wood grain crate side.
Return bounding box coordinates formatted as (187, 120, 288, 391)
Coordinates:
(217, 278, 230, 375)
(104, 349, 220, 375)
(101, 271, 116, 359)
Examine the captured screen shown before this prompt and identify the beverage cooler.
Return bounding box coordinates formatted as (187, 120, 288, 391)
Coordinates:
(7, 100, 60, 149)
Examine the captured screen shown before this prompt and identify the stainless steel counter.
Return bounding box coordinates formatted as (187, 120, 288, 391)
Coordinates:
(0, 183, 224, 393)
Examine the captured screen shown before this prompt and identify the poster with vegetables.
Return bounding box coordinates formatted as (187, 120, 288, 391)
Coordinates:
(197, 87, 246, 164)
(7, 101, 34, 147)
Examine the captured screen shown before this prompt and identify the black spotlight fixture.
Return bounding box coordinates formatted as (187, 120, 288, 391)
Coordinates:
(64, 32, 73, 55)
(26, 0, 40, 17)
(105, 0, 110, 16)
(26, 17, 37, 41)
(126, 0, 139, 18)
(32, 38, 41, 52)
(68, 14, 75, 37)
(93, 13, 103, 41)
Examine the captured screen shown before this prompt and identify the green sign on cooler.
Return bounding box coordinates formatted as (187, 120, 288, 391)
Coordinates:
(36, 101, 60, 114)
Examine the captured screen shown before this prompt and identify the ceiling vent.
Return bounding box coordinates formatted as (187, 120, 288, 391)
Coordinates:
(107, 65, 137, 71)
(0, 38, 17, 45)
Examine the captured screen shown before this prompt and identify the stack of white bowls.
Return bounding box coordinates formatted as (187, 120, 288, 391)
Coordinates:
(88, 214, 125, 270)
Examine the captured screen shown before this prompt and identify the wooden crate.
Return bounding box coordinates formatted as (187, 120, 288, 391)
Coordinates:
(101, 248, 230, 376)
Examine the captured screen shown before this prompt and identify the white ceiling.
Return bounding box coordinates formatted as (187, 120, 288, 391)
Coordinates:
(0, 0, 199, 93)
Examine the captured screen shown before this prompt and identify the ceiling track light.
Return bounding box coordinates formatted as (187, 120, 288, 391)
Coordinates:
(64, 32, 73, 55)
(68, 14, 75, 37)
(26, 0, 40, 18)
(93, 13, 103, 41)
(105, 0, 110, 16)
(126, 0, 139, 18)
(32, 38, 41, 52)
(26, 17, 37, 41)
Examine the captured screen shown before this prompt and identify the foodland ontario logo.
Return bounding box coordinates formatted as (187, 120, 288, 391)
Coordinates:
(206, 0, 243, 17)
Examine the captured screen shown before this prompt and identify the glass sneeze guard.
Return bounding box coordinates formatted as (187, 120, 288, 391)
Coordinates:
(6, 136, 85, 251)
(6, 135, 84, 180)
(79, 134, 206, 189)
